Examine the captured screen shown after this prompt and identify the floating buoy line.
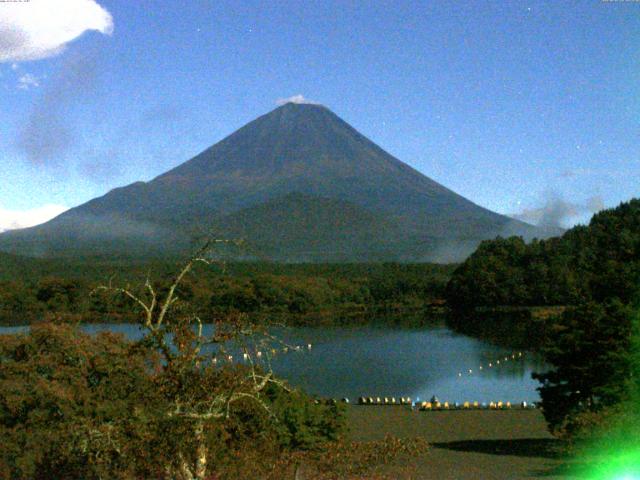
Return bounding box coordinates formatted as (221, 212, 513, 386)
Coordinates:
(351, 351, 535, 411)
(456, 351, 524, 379)
(354, 397, 538, 410)
(211, 342, 313, 364)
(209, 345, 536, 410)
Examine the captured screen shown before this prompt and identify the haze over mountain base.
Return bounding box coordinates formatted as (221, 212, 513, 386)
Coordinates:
(0, 103, 556, 262)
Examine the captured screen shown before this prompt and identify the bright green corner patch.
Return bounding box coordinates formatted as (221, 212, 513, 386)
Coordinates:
(586, 448, 640, 479)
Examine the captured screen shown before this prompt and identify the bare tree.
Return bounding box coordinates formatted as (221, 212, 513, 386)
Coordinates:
(96, 239, 293, 480)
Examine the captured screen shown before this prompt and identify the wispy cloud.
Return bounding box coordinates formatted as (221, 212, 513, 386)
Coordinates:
(511, 193, 605, 228)
(0, 204, 68, 232)
(560, 167, 637, 181)
(17, 72, 39, 90)
(78, 103, 187, 183)
(275, 94, 320, 106)
(17, 51, 98, 166)
(560, 168, 597, 179)
(0, 0, 113, 63)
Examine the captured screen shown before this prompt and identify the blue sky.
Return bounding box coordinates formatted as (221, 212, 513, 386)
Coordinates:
(1, 0, 639, 230)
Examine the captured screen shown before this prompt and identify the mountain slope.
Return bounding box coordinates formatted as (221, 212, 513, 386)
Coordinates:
(211, 192, 404, 262)
(0, 103, 546, 261)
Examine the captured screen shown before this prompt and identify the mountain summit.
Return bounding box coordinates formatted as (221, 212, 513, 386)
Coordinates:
(0, 103, 547, 261)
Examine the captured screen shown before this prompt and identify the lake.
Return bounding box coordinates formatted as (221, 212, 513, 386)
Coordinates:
(0, 324, 546, 404)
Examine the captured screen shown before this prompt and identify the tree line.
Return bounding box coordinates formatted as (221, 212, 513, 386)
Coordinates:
(446, 199, 640, 310)
(445, 198, 640, 440)
(0, 261, 454, 327)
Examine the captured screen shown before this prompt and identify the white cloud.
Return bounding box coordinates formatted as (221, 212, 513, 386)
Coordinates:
(0, 0, 113, 63)
(275, 94, 320, 106)
(17, 72, 39, 90)
(0, 204, 68, 232)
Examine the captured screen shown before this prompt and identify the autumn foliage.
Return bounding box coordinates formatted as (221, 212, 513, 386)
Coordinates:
(0, 242, 431, 479)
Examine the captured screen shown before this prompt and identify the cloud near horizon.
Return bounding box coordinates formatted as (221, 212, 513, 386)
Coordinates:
(275, 94, 320, 106)
(511, 194, 605, 228)
(0, 0, 113, 63)
(0, 204, 68, 233)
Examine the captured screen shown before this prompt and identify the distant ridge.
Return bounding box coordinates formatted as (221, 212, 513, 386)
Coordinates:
(0, 103, 552, 262)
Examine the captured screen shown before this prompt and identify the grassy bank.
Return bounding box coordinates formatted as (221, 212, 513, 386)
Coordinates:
(346, 406, 569, 479)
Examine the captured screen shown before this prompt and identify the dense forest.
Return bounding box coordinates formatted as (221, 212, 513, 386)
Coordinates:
(0, 258, 454, 326)
(445, 199, 640, 441)
(446, 198, 640, 310)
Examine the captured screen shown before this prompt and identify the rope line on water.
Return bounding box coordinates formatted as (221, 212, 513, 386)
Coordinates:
(456, 351, 524, 379)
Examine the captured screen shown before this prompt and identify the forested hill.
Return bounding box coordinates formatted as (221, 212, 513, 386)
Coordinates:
(445, 198, 640, 310)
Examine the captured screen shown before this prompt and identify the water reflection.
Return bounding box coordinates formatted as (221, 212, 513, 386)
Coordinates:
(268, 326, 547, 403)
(0, 324, 547, 403)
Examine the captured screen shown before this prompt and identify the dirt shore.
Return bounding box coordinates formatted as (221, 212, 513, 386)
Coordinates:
(346, 406, 575, 479)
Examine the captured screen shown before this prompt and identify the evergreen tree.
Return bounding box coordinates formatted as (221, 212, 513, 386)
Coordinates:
(533, 301, 634, 436)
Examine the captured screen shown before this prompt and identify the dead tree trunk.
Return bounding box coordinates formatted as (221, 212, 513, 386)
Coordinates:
(195, 421, 208, 480)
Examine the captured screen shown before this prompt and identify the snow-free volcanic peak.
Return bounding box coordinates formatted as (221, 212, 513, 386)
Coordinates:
(0, 103, 547, 261)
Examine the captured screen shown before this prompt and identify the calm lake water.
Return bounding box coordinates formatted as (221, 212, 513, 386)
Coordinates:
(0, 324, 546, 403)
